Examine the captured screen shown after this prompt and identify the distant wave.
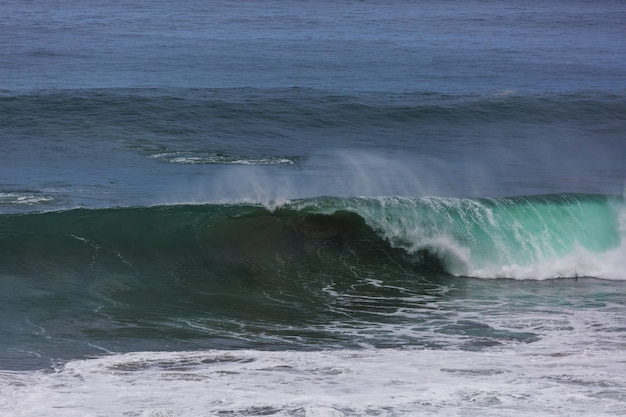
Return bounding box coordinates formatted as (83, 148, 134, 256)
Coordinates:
(149, 151, 297, 165)
(3, 87, 625, 132)
(0, 191, 54, 206)
(3, 88, 625, 181)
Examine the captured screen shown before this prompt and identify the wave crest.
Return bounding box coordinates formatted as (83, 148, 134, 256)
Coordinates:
(0, 193, 623, 281)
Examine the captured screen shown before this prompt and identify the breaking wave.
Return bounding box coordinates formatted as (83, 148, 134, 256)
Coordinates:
(1, 193, 623, 281)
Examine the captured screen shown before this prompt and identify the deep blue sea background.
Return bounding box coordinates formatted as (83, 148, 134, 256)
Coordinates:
(2, 0, 626, 209)
(1, 1, 626, 416)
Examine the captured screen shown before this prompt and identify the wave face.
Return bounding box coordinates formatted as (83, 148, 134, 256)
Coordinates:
(2, 193, 622, 283)
(1, 193, 624, 369)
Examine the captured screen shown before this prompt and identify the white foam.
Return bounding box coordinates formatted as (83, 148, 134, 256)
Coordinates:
(468, 242, 626, 280)
(0, 192, 54, 206)
(2, 324, 626, 417)
(150, 151, 295, 166)
(468, 203, 626, 280)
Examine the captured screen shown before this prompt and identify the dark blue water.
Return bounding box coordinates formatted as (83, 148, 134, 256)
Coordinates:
(1, 1, 626, 415)
(3, 0, 625, 93)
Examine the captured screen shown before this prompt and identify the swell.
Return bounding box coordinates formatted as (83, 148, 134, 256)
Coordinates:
(2, 88, 625, 166)
(3, 88, 625, 129)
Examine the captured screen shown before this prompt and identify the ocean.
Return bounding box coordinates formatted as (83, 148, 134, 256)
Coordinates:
(1, 0, 626, 415)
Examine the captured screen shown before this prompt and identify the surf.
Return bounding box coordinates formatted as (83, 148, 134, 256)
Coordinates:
(0, 193, 623, 282)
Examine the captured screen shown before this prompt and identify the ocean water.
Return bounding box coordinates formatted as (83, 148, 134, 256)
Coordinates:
(1, 0, 626, 415)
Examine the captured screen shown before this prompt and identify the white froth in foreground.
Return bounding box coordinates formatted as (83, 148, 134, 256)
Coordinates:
(2, 341, 625, 417)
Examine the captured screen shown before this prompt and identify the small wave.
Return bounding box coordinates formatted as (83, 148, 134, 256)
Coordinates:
(0, 192, 54, 206)
(149, 151, 296, 165)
